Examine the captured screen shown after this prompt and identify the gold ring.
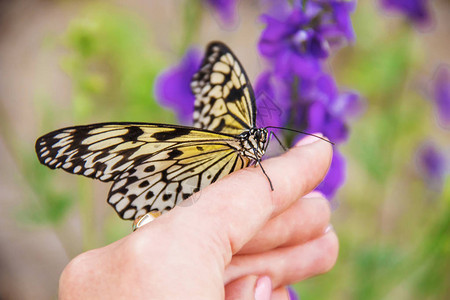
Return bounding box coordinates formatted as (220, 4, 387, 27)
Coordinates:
(132, 211, 162, 231)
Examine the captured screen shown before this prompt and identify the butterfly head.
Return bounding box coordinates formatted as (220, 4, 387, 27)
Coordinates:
(252, 128, 268, 146)
(238, 128, 268, 161)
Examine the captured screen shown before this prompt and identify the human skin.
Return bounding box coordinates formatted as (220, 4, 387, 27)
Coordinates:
(59, 134, 337, 299)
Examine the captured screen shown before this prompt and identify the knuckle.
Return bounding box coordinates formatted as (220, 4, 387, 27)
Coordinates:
(60, 250, 97, 288)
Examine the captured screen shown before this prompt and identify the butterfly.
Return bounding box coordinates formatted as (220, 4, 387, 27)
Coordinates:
(35, 41, 327, 221)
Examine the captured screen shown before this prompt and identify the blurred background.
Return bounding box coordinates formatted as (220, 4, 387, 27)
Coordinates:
(0, 0, 449, 299)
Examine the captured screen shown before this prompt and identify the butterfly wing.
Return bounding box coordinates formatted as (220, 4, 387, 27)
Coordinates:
(36, 123, 249, 219)
(191, 41, 257, 135)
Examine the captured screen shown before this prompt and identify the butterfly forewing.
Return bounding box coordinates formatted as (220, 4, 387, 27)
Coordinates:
(191, 41, 257, 134)
(36, 122, 250, 219)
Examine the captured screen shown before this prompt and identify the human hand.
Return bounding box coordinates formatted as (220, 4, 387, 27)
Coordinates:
(59, 135, 337, 299)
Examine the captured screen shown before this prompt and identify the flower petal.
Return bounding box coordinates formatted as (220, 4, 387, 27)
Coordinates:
(432, 65, 450, 128)
(154, 48, 202, 123)
(316, 149, 346, 198)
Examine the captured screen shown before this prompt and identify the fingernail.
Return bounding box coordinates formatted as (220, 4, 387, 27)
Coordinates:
(303, 191, 326, 199)
(296, 133, 324, 146)
(254, 276, 272, 300)
(324, 224, 334, 234)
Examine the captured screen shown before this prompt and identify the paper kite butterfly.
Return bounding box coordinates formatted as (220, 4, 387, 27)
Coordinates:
(35, 41, 327, 221)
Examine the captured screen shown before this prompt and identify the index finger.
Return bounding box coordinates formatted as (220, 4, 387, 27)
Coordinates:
(174, 135, 333, 255)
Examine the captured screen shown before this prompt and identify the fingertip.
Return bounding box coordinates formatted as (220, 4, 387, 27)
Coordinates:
(293, 134, 333, 170)
(316, 231, 339, 274)
(270, 134, 333, 208)
(302, 191, 327, 199)
(295, 133, 330, 147)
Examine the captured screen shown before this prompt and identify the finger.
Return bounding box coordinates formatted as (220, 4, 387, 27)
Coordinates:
(171, 135, 333, 257)
(225, 275, 272, 300)
(224, 231, 339, 287)
(224, 275, 258, 300)
(238, 192, 330, 254)
(271, 287, 291, 300)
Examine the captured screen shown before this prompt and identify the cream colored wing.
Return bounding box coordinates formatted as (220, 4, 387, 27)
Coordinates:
(36, 122, 249, 219)
(191, 41, 257, 135)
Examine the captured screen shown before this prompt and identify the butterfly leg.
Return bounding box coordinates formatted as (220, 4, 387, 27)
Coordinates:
(258, 161, 274, 191)
(252, 147, 274, 191)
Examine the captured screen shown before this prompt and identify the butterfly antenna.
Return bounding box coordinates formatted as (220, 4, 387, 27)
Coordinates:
(271, 131, 287, 151)
(264, 126, 335, 145)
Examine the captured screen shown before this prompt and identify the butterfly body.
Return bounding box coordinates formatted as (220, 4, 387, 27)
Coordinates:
(237, 128, 268, 161)
(36, 41, 272, 220)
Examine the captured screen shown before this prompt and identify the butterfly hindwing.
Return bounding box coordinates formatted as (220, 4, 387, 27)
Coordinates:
(36, 122, 249, 219)
(191, 41, 257, 135)
(108, 141, 249, 219)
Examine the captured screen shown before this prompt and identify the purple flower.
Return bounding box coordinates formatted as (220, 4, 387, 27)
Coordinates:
(316, 149, 346, 198)
(318, 0, 356, 44)
(333, 90, 364, 119)
(205, 0, 237, 25)
(432, 65, 450, 129)
(287, 285, 300, 300)
(306, 101, 349, 143)
(416, 141, 447, 191)
(154, 48, 202, 123)
(258, 0, 356, 78)
(257, 1, 360, 200)
(380, 0, 431, 27)
(288, 72, 361, 143)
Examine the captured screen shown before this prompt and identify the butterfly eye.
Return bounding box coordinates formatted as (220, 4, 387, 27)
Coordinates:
(255, 131, 261, 140)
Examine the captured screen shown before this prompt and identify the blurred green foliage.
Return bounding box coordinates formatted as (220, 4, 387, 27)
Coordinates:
(18, 0, 449, 299)
(19, 3, 175, 249)
(61, 3, 173, 123)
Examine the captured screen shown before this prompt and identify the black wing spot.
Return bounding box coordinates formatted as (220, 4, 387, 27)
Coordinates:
(167, 149, 183, 159)
(145, 191, 154, 200)
(212, 118, 226, 132)
(128, 194, 137, 201)
(227, 86, 243, 103)
(162, 194, 172, 201)
(152, 128, 191, 141)
(125, 126, 144, 141)
(139, 180, 150, 188)
(182, 193, 191, 200)
(196, 146, 204, 151)
(127, 176, 139, 184)
(144, 165, 155, 173)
